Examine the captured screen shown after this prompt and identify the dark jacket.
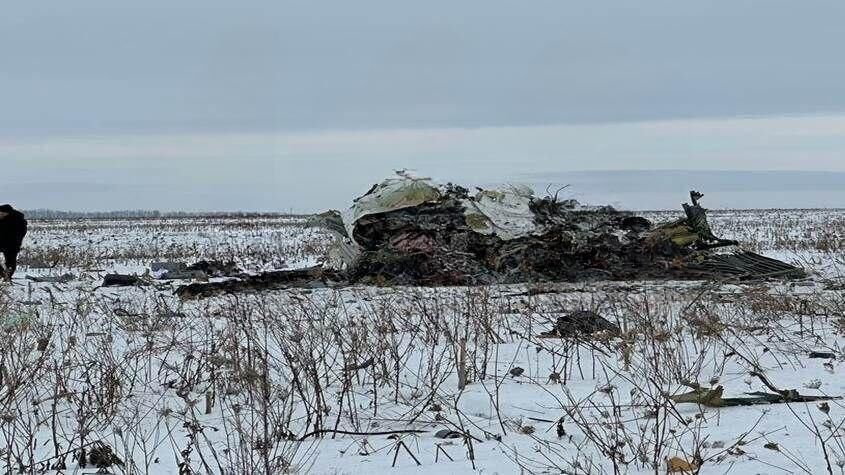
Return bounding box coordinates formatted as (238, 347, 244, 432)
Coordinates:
(0, 204, 28, 280)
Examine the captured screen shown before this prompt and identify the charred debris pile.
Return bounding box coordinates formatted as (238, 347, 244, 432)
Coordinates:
(175, 175, 803, 299)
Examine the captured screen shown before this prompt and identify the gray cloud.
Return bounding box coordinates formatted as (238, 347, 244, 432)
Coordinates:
(2, 1, 845, 135)
(4, 2, 844, 212)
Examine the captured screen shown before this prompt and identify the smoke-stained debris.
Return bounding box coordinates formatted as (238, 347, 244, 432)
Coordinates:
(539, 311, 621, 339)
(151, 260, 242, 280)
(176, 174, 805, 299)
(686, 252, 805, 279)
(175, 266, 344, 300)
(102, 274, 144, 287)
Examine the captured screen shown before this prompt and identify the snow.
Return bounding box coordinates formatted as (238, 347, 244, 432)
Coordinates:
(0, 210, 843, 474)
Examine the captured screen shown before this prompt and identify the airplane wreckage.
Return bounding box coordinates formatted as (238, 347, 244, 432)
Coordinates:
(173, 175, 804, 300)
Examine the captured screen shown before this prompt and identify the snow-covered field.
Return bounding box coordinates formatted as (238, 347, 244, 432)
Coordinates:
(1, 210, 844, 474)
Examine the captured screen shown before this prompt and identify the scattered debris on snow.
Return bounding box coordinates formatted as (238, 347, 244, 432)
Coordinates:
(26, 273, 75, 283)
(177, 174, 804, 299)
(670, 381, 840, 407)
(538, 310, 621, 339)
(101, 274, 145, 287)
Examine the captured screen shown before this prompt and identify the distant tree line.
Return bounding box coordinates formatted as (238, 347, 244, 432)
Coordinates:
(23, 209, 310, 220)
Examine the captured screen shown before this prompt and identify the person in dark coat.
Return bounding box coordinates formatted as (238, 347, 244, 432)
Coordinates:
(0, 204, 28, 281)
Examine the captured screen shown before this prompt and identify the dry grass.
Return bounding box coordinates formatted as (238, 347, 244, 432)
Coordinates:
(0, 211, 843, 474)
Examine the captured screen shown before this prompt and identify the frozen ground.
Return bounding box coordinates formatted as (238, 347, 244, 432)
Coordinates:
(1, 209, 844, 474)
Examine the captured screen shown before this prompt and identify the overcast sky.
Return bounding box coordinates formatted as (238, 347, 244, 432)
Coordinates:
(2, 1, 845, 210)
